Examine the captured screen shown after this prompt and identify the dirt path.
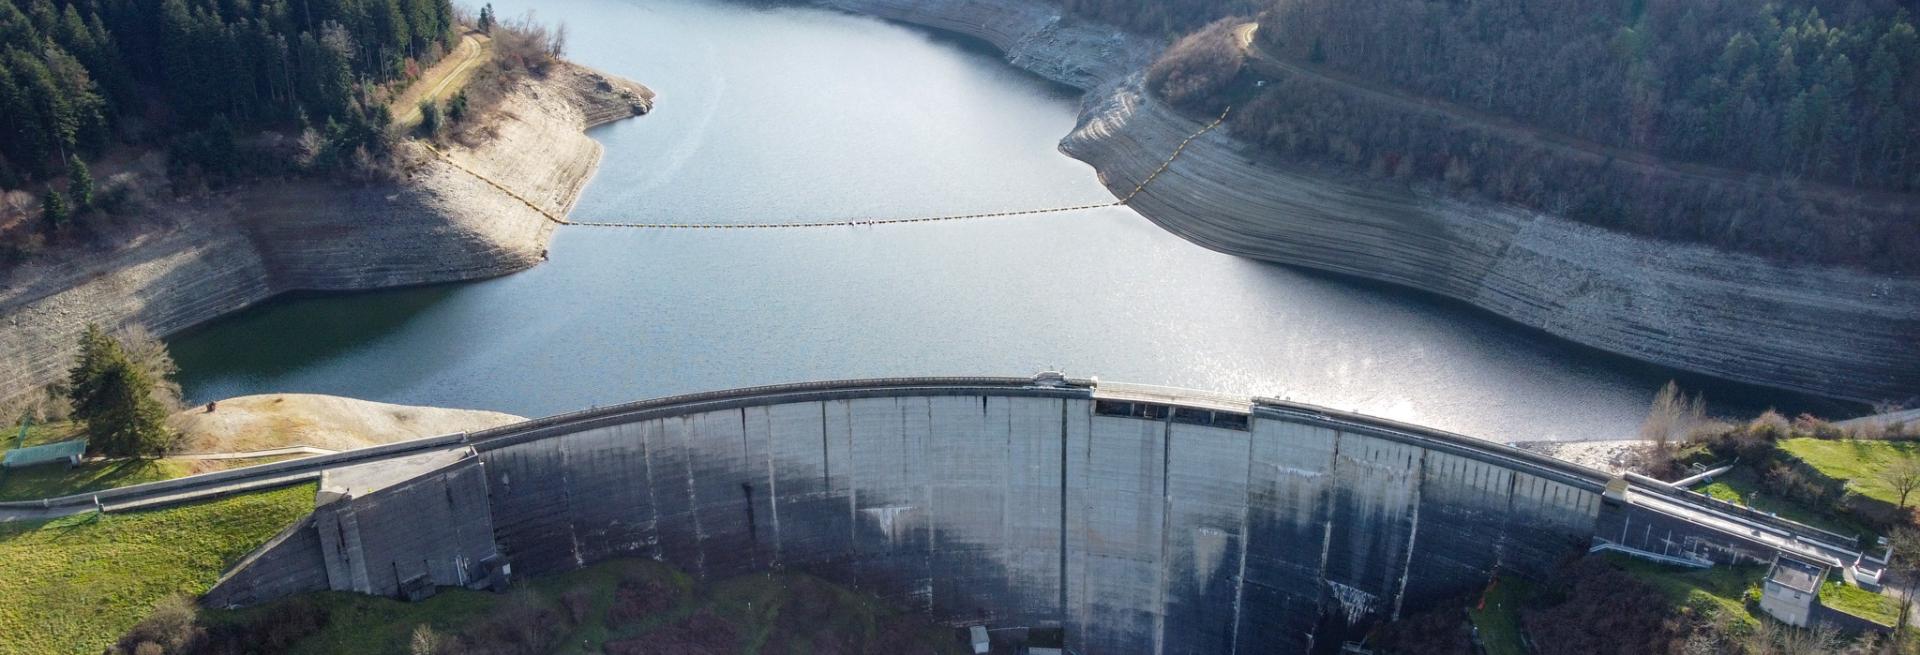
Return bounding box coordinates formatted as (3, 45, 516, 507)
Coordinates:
(1232, 24, 1917, 211)
(394, 31, 492, 129)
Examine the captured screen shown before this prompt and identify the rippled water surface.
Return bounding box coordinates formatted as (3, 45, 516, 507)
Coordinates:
(169, 0, 1836, 440)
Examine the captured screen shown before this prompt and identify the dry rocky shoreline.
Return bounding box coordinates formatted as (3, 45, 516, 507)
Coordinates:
(4, 0, 1914, 411)
(0, 64, 650, 400)
(820, 0, 1919, 405)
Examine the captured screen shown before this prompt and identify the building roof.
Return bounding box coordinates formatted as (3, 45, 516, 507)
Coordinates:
(2, 438, 86, 469)
(1768, 555, 1826, 594)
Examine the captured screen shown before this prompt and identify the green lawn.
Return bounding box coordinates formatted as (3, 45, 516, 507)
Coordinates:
(1467, 576, 1532, 655)
(0, 420, 81, 453)
(0, 483, 316, 655)
(1608, 554, 1763, 622)
(0, 459, 192, 502)
(213, 558, 971, 655)
(0, 417, 305, 502)
(1693, 465, 1876, 541)
(1780, 438, 1920, 506)
(1820, 578, 1901, 626)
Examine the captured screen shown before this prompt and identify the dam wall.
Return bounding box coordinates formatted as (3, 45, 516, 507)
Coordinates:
(186, 378, 1877, 652)
(816, 0, 1920, 404)
(467, 378, 1602, 652)
(205, 452, 499, 608)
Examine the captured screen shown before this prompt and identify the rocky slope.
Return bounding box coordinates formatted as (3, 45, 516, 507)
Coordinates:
(0, 64, 650, 398)
(822, 0, 1920, 403)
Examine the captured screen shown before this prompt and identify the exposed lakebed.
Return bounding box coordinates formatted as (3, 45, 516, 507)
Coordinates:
(169, 0, 1840, 441)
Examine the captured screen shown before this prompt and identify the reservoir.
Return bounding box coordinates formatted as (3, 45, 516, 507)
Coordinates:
(168, 0, 1837, 441)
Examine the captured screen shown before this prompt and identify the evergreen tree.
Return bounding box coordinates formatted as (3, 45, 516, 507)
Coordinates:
(40, 188, 67, 230)
(478, 3, 494, 33)
(66, 325, 174, 458)
(66, 154, 91, 209)
(417, 99, 440, 137)
(446, 90, 467, 122)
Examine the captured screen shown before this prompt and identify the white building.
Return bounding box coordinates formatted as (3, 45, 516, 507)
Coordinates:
(1760, 555, 1828, 627)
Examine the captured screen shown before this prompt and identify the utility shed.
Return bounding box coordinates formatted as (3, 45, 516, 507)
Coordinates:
(2, 438, 86, 469)
(970, 625, 989, 654)
(1761, 555, 1828, 627)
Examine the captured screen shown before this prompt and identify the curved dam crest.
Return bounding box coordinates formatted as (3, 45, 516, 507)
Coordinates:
(208, 377, 1619, 652)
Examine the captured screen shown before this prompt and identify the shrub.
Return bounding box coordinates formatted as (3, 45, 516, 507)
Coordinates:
(110, 594, 205, 654)
(1146, 18, 1247, 112)
(418, 100, 442, 138)
(457, 589, 566, 655)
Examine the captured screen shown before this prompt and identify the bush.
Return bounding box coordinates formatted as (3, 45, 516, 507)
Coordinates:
(456, 589, 567, 655)
(110, 594, 205, 655)
(418, 100, 442, 138)
(1146, 18, 1247, 112)
(1520, 558, 1686, 654)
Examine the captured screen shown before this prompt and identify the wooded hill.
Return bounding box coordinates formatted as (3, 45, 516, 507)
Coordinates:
(0, 0, 457, 188)
(1144, 0, 1920, 273)
(1260, 0, 1919, 193)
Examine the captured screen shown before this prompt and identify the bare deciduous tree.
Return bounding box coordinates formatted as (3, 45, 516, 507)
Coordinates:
(1882, 457, 1920, 512)
(1640, 381, 1706, 476)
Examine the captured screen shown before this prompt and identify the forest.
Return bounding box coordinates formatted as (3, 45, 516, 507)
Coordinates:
(1147, 0, 1920, 273)
(1259, 0, 1919, 193)
(0, 0, 457, 190)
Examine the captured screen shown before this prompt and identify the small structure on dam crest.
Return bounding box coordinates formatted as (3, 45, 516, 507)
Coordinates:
(194, 374, 1872, 652)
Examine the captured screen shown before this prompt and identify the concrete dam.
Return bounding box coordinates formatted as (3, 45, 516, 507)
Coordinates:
(193, 376, 1853, 653)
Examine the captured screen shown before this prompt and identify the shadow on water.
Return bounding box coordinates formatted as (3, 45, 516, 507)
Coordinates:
(167, 285, 460, 390)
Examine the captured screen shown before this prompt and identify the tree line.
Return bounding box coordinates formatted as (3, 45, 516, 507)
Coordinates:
(1258, 0, 1920, 192)
(0, 0, 458, 189)
(1147, 0, 1920, 273)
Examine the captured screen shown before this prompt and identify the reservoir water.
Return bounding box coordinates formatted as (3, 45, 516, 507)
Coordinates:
(168, 0, 1838, 441)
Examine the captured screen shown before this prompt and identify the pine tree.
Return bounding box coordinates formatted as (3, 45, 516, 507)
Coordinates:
(66, 325, 174, 458)
(40, 188, 67, 230)
(66, 154, 90, 209)
(477, 3, 493, 34)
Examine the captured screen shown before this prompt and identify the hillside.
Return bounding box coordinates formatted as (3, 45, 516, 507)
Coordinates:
(1146, 0, 1920, 273)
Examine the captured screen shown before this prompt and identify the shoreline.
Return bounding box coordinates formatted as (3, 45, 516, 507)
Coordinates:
(816, 0, 1918, 405)
(0, 64, 651, 402)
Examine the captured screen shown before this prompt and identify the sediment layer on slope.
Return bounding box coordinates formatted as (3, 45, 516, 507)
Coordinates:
(0, 64, 651, 399)
(824, 0, 1920, 403)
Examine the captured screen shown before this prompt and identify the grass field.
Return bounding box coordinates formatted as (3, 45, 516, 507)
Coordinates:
(1694, 465, 1875, 540)
(1467, 576, 1532, 655)
(1, 420, 80, 451)
(0, 421, 190, 501)
(0, 420, 313, 502)
(1608, 554, 1763, 622)
(0, 483, 316, 655)
(1820, 578, 1901, 626)
(1780, 438, 1920, 506)
(0, 458, 191, 502)
(213, 558, 973, 655)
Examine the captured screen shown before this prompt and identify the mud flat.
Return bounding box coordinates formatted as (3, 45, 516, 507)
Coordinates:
(0, 64, 651, 399)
